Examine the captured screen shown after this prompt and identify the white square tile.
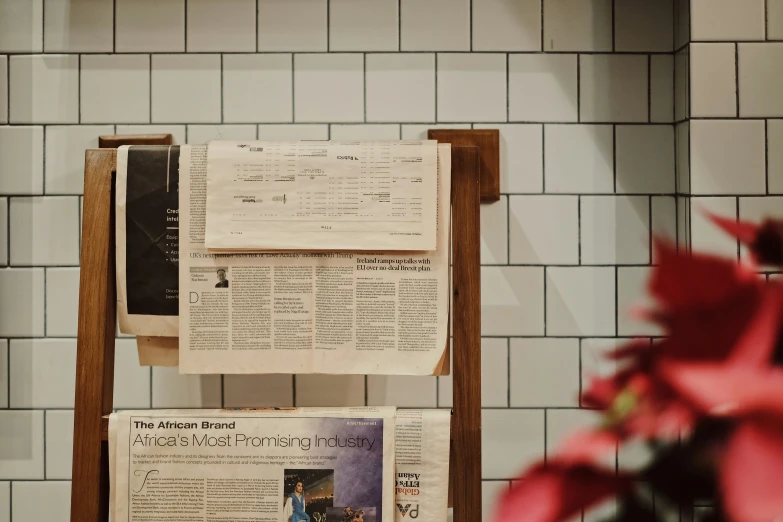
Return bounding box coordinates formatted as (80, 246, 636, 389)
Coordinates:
(80, 55, 150, 124)
(691, 43, 737, 118)
(739, 43, 783, 118)
(615, 125, 675, 194)
(223, 375, 294, 407)
(482, 409, 544, 479)
(223, 54, 292, 124)
(509, 195, 578, 264)
(651, 196, 677, 249)
(544, 125, 613, 193)
(439, 338, 509, 408)
(45, 267, 79, 337)
(294, 54, 364, 123)
(44, 0, 113, 52)
(296, 374, 365, 406)
(580, 55, 648, 123)
(546, 267, 616, 336)
(116, 125, 186, 145)
(116, 0, 184, 52)
(0, 0, 42, 52)
(401, 0, 469, 51)
(186, 124, 257, 144)
(10, 197, 80, 265)
(674, 48, 689, 122)
(0, 199, 5, 266)
(45, 125, 112, 194)
(367, 375, 437, 407)
(187, 0, 255, 52)
(257, 124, 329, 140)
(475, 124, 542, 193)
(0, 481, 7, 522)
(482, 481, 509, 522)
(617, 267, 660, 336)
(0, 126, 43, 194)
(690, 197, 738, 258)
(400, 123, 470, 140)
(481, 266, 544, 335)
(45, 410, 73, 479)
(9, 339, 76, 408)
(11, 481, 70, 521)
(366, 54, 435, 122)
(329, 124, 400, 140)
(472, 0, 541, 51)
(614, 0, 673, 52)
(769, 120, 783, 194)
(690, 120, 766, 195)
(258, 0, 327, 51)
(650, 55, 674, 123)
(480, 195, 508, 264)
(0, 411, 44, 479)
(510, 338, 579, 407)
(770, 0, 783, 40)
(691, 0, 765, 41)
(581, 196, 650, 265)
(509, 54, 578, 122)
(151, 54, 221, 124)
(580, 338, 621, 386)
(0, 56, 7, 124)
(330, 0, 398, 51)
(437, 53, 506, 122)
(0, 340, 7, 407)
(0, 269, 44, 337)
(114, 338, 151, 409)
(675, 121, 690, 194)
(546, 408, 603, 455)
(152, 367, 222, 408)
(9, 55, 79, 124)
(542, 0, 612, 51)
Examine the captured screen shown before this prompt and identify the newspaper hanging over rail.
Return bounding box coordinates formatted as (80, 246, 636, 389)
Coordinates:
(178, 144, 451, 375)
(109, 407, 396, 522)
(205, 140, 438, 252)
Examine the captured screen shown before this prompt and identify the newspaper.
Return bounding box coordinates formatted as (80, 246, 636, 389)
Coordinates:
(109, 408, 451, 522)
(109, 407, 396, 522)
(179, 144, 451, 375)
(205, 141, 438, 252)
(116, 145, 180, 337)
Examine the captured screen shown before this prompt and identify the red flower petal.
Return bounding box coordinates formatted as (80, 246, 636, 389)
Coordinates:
(721, 420, 783, 522)
(494, 464, 631, 522)
(708, 212, 759, 244)
(660, 362, 783, 418)
(557, 429, 620, 465)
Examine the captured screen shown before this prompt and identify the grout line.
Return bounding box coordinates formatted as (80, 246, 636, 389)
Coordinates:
(736, 197, 741, 261)
(184, 0, 188, 52)
(612, 125, 617, 193)
(540, 0, 544, 51)
(43, 408, 47, 479)
(543, 409, 548, 464)
(647, 54, 652, 123)
(363, 53, 367, 123)
(148, 54, 152, 123)
(541, 125, 546, 192)
(291, 53, 295, 123)
(77, 55, 81, 124)
(0, 50, 701, 56)
(576, 56, 581, 122)
(766, 119, 770, 195)
(256, 0, 260, 52)
(577, 196, 582, 264)
(614, 266, 619, 336)
(542, 267, 547, 336)
(326, 0, 331, 52)
(113, 0, 117, 52)
(735, 43, 740, 117)
(220, 54, 224, 124)
(506, 338, 511, 407)
(506, 195, 510, 264)
(469, 0, 473, 51)
(505, 53, 509, 122)
(611, 0, 616, 52)
(397, 0, 401, 51)
(434, 53, 438, 122)
(292, 375, 297, 406)
(766, 0, 770, 41)
(648, 195, 653, 264)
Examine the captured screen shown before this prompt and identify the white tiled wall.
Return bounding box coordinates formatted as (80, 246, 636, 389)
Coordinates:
(0, 0, 729, 520)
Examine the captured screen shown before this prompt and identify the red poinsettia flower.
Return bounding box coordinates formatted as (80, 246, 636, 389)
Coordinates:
(493, 429, 630, 522)
(710, 214, 783, 265)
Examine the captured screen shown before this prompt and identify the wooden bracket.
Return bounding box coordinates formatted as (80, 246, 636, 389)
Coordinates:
(428, 129, 500, 202)
(99, 133, 174, 148)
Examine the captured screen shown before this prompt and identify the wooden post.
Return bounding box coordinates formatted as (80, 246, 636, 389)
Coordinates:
(450, 146, 483, 522)
(71, 149, 118, 522)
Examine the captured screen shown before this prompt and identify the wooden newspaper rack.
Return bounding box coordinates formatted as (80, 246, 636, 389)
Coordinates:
(70, 133, 488, 522)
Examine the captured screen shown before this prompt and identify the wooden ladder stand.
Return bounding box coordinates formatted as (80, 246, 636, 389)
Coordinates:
(70, 131, 497, 522)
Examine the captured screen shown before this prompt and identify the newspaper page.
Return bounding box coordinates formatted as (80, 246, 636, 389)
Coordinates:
(205, 141, 438, 252)
(394, 410, 451, 522)
(179, 144, 451, 375)
(109, 408, 451, 522)
(116, 145, 180, 337)
(110, 407, 396, 522)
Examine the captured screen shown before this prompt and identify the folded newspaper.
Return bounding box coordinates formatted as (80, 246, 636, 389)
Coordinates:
(109, 408, 450, 522)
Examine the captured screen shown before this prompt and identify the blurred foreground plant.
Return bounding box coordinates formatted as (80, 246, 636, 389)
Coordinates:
(494, 216, 783, 522)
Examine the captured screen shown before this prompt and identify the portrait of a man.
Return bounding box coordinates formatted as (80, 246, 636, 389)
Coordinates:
(215, 268, 229, 288)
